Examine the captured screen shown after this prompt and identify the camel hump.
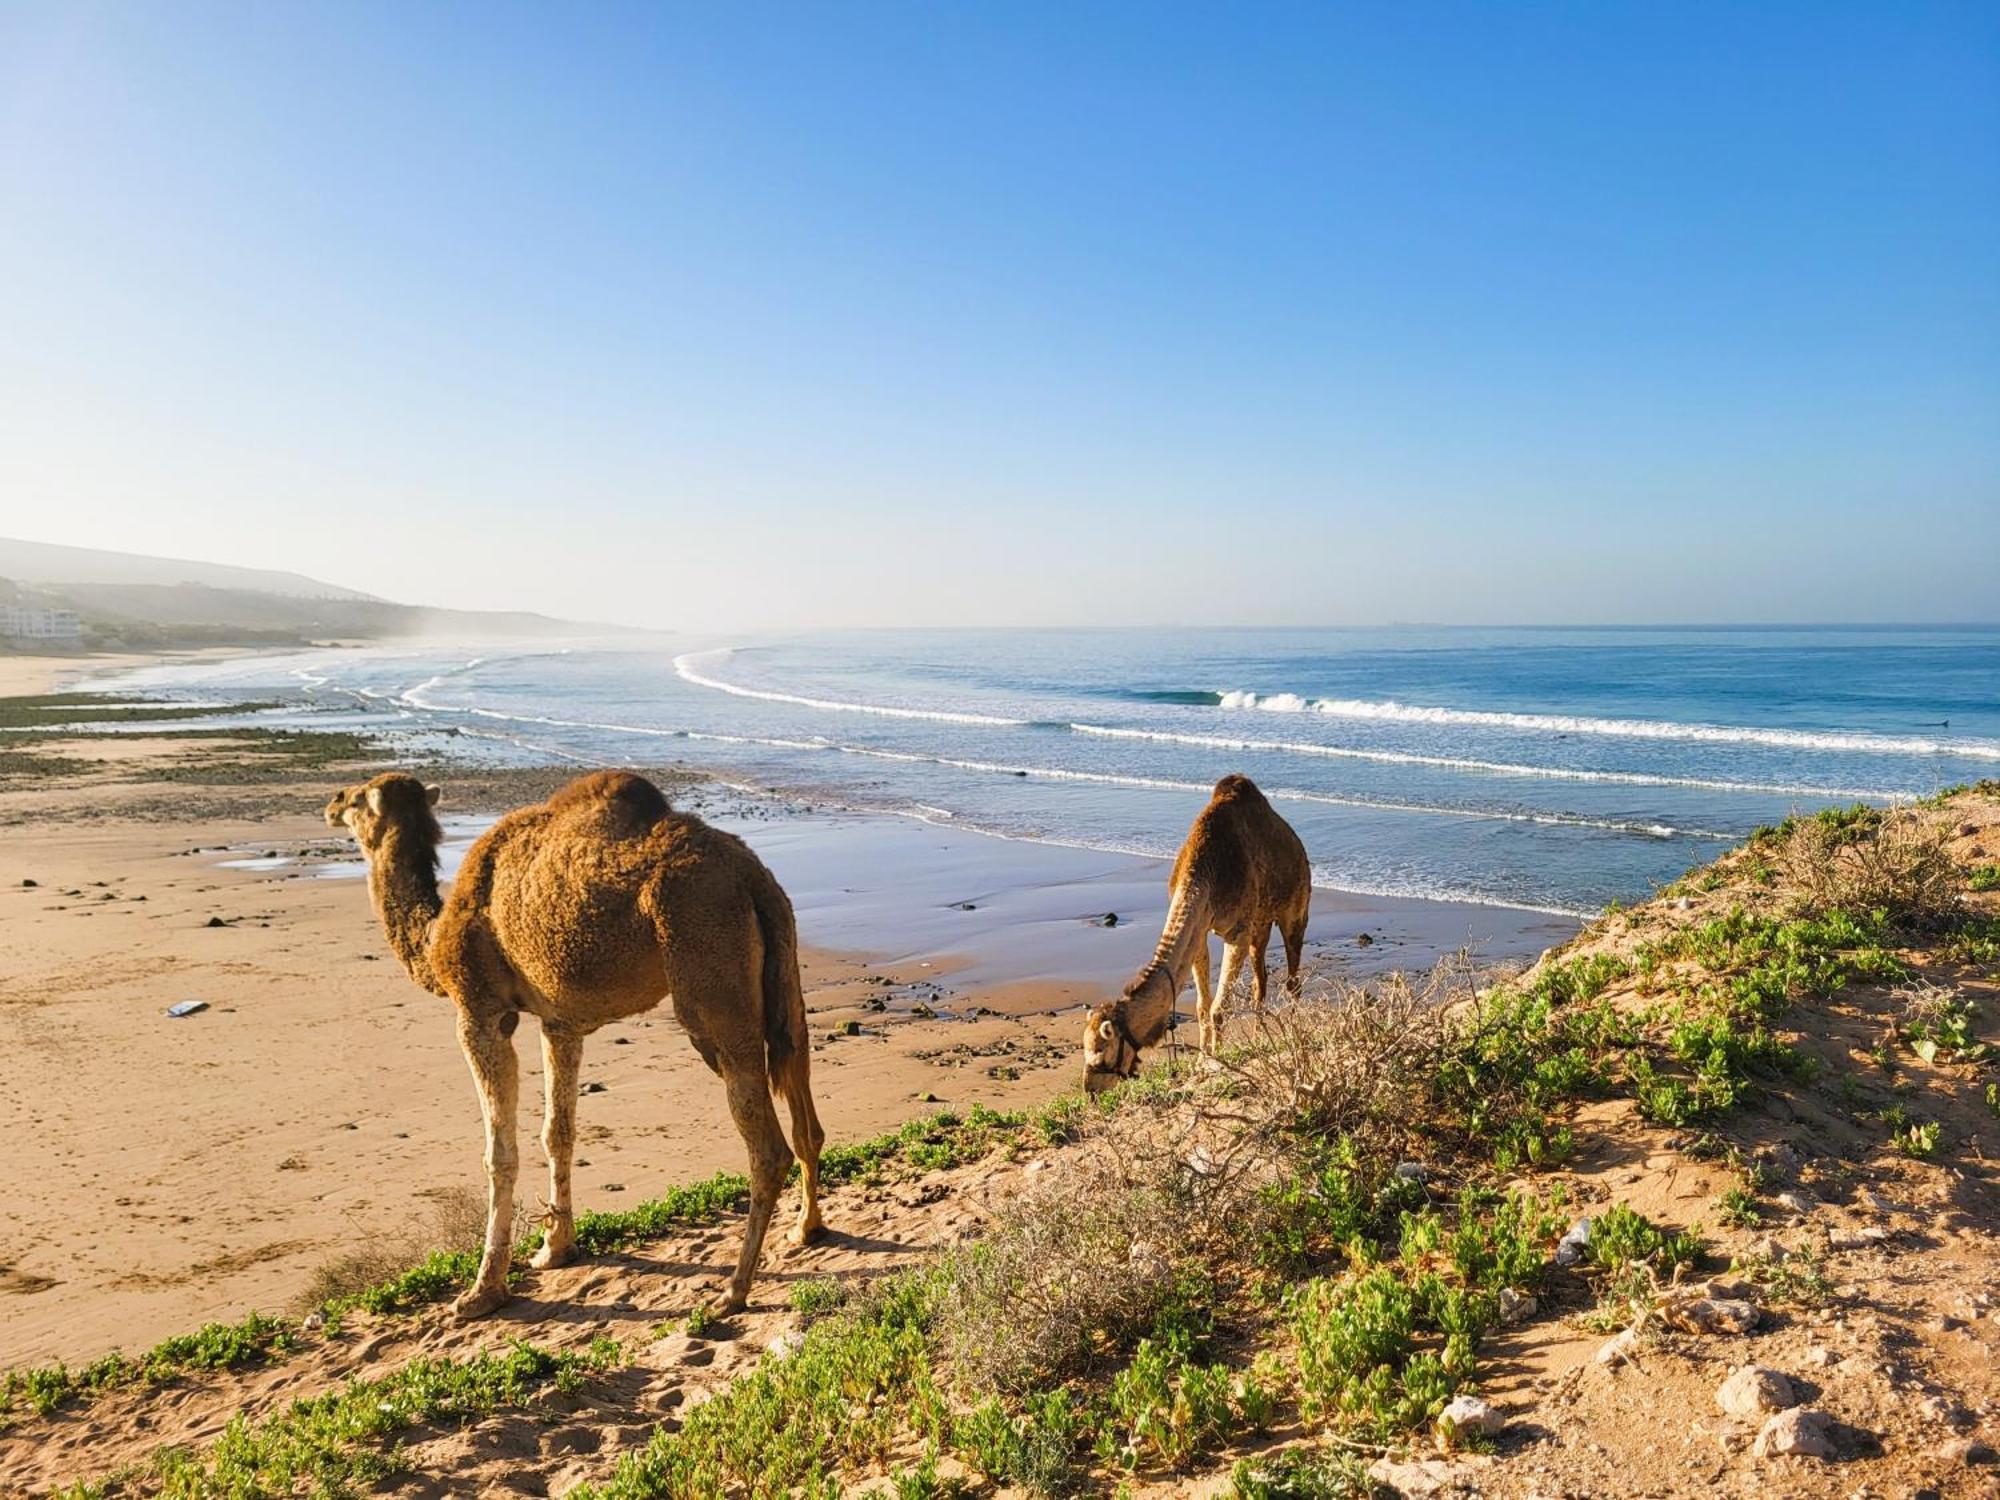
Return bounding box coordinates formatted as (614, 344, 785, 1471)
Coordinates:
(548, 771, 670, 837)
(1210, 773, 1267, 806)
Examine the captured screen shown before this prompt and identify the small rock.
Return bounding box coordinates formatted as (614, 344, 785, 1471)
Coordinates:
(1828, 1226, 1890, 1251)
(1395, 1160, 1427, 1183)
(20, 878, 37, 888)
(1354, 931, 1374, 946)
(1934, 1437, 1998, 1467)
(1857, 1188, 1898, 1214)
(1437, 1395, 1504, 1443)
(1775, 1191, 1815, 1215)
(1748, 1236, 1789, 1262)
(1128, 1241, 1169, 1280)
(1717, 1365, 1797, 1418)
(1366, 1456, 1482, 1497)
(1099, 912, 1119, 928)
(1499, 1288, 1537, 1324)
(1803, 1345, 1842, 1368)
(302, 1310, 326, 1331)
(1758, 1143, 1802, 1175)
(1555, 1217, 1593, 1266)
(581, 1081, 608, 1094)
(1753, 1407, 1836, 1461)
(1675, 896, 1693, 910)
(204, 915, 228, 928)
(1595, 1326, 1642, 1367)
(1662, 1294, 1761, 1336)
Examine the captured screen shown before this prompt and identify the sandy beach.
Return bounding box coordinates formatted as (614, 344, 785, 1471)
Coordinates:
(0, 664, 1572, 1370)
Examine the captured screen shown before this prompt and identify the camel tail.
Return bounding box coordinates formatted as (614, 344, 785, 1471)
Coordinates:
(751, 866, 810, 1090)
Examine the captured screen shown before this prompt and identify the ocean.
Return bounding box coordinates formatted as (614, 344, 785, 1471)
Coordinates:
(101, 625, 2000, 919)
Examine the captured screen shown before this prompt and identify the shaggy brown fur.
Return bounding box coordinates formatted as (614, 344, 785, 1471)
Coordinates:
(1081, 774, 1311, 1090)
(326, 769, 825, 1320)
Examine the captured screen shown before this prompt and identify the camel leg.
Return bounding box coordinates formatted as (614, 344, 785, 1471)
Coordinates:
(1281, 911, 1307, 1000)
(707, 1051, 793, 1315)
(774, 1050, 827, 1248)
(1249, 922, 1273, 1015)
(530, 1023, 584, 1271)
(1191, 939, 1214, 1053)
(1209, 941, 1244, 1054)
(454, 1010, 520, 1320)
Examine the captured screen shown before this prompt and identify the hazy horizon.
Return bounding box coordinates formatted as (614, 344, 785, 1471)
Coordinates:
(3, 4, 1995, 631)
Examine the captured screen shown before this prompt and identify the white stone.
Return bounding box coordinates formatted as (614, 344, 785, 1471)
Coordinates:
(1754, 1407, 1837, 1460)
(1437, 1395, 1504, 1442)
(1554, 1217, 1592, 1266)
(1499, 1287, 1537, 1323)
(1717, 1365, 1797, 1418)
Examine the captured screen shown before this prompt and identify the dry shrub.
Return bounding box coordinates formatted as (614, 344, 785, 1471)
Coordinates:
(1214, 961, 1465, 1160)
(1779, 808, 1961, 930)
(932, 963, 1466, 1393)
(933, 1168, 1195, 1392)
(293, 1185, 492, 1311)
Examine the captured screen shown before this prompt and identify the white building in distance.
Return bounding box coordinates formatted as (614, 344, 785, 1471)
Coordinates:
(0, 604, 83, 642)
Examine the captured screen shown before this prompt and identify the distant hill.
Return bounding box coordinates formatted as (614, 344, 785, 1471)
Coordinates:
(0, 537, 380, 601)
(0, 538, 621, 648)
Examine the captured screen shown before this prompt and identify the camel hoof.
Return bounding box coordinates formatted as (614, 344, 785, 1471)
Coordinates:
(786, 1217, 827, 1251)
(451, 1283, 509, 1322)
(529, 1239, 574, 1271)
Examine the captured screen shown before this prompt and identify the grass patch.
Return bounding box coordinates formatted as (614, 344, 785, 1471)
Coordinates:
(73, 1338, 620, 1499)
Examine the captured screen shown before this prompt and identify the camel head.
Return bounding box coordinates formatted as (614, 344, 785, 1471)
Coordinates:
(1083, 970, 1170, 1093)
(325, 772, 443, 854)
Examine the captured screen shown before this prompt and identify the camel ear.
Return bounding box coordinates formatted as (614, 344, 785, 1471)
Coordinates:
(1098, 1020, 1116, 1041)
(425, 784, 442, 807)
(365, 785, 384, 814)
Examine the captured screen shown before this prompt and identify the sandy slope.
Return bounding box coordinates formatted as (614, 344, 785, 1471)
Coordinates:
(0, 786, 1096, 1370)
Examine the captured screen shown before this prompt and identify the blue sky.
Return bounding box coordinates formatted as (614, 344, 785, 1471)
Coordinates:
(1, 2, 1994, 628)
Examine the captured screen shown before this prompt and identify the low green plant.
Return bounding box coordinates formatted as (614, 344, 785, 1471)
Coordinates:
(1227, 1447, 1372, 1499)
(788, 1277, 848, 1319)
(1968, 864, 2000, 893)
(577, 1273, 945, 1498)
(144, 1339, 616, 1498)
(1716, 1184, 1760, 1229)
(1892, 1119, 1943, 1159)
(1105, 1332, 1240, 1472)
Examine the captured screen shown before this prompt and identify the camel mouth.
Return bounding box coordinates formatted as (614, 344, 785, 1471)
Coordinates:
(1082, 1064, 1130, 1095)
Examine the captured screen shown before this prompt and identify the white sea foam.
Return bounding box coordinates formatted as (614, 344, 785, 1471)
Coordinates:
(674, 649, 1026, 727)
(391, 694, 1732, 841)
(1213, 691, 2000, 760)
(1069, 723, 1906, 800)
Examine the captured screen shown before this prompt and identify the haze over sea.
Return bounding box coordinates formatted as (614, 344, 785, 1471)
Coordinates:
(109, 626, 1999, 919)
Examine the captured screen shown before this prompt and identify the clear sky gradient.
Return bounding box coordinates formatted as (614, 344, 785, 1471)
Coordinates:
(2, 3, 1994, 629)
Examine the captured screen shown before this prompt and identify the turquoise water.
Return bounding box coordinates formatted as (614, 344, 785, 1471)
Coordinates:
(105, 626, 2000, 917)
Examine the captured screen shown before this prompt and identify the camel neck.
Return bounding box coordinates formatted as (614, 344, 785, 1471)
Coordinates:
(1138, 877, 1210, 999)
(1114, 877, 1209, 1048)
(369, 824, 444, 995)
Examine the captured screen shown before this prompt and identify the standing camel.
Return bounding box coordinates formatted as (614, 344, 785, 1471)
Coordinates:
(326, 769, 825, 1320)
(1082, 774, 1311, 1091)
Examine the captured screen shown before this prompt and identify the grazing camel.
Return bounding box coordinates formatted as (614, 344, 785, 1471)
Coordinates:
(326, 769, 825, 1320)
(1082, 774, 1311, 1091)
